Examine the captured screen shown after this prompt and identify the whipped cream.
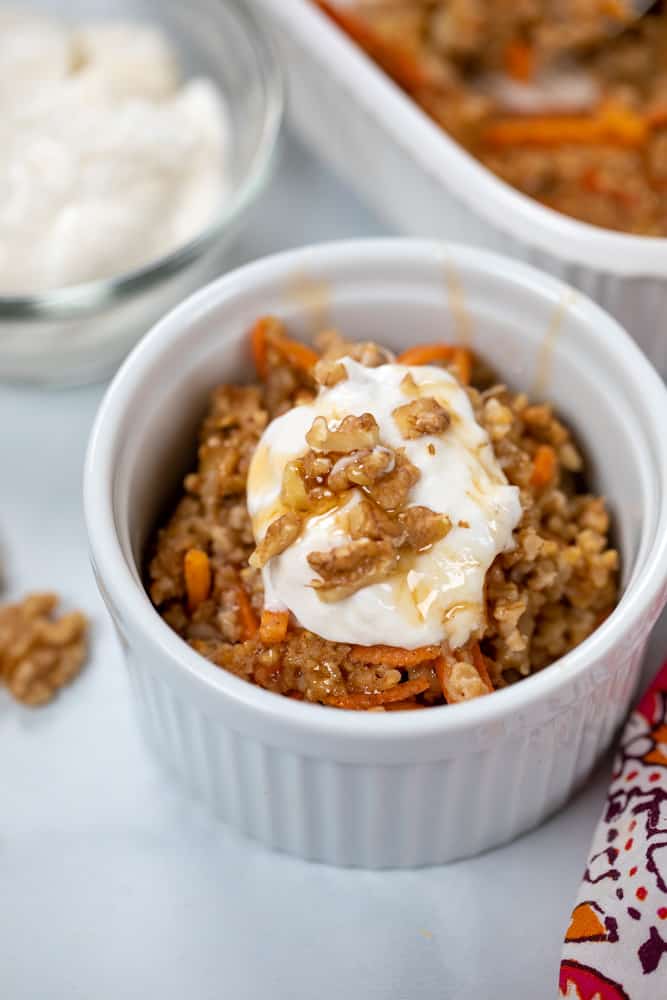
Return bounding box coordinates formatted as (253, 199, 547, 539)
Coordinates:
(0, 11, 229, 293)
(247, 359, 522, 650)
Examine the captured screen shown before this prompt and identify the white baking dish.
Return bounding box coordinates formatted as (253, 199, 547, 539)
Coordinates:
(256, 0, 667, 376)
(84, 239, 667, 868)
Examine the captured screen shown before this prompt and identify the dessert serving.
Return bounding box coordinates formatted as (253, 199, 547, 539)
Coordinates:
(146, 318, 618, 711)
(316, 1, 667, 236)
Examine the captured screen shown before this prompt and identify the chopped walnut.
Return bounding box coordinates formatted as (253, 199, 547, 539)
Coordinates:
(306, 412, 380, 453)
(301, 451, 334, 481)
(398, 506, 452, 549)
(308, 538, 398, 601)
(328, 447, 395, 492)
(393, 396, 451, 440)
(314, 358, 347, 387)
(346, 341, 395, 367)
(250, 513, 303, 568)
(441, 657, 490, 703)
(280, 460, 313, 511)
(367, 449, 421, 511)
(346, 499, 405, 543)
(0, 593, 88, 706)
(315, 330, 394, 368)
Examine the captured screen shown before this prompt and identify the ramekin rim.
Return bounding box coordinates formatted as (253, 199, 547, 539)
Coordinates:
(84, 238, 667, 741)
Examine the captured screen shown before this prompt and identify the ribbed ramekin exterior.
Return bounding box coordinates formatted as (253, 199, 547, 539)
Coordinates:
(125, 640, 645, 868)
(269, 7, 667, 377)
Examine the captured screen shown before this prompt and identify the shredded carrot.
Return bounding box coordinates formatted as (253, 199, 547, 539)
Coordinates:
(384, 699, 428, 711)
(349, 643, 440, 666)
(249, 315, 318, 379)
(471, 642, 494, 693)
(482, 105, 648, 149)
(451, 347, 472, 385)
(398, 343, 455, 366)
(325, 676, 430, 710)
(397, 342, 472, 384)
(250, 316, 273, 379)
(503, 40, 535, 84)
(236, 585, 259, 640)
(259, 609, 289, 645)
(315, 1, 434, 94)
(184, 549, 211, 612)
(274, 337, 319, 374)
(435, 655, 447, 694)
(530, 444, 557, 489)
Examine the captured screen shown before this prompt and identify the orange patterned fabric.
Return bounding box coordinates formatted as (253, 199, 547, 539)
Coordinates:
(559, 663, 667, 998)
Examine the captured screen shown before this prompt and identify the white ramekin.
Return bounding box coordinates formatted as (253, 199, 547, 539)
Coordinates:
(84, 239, 667, 868)
(256, 0, 667, 376)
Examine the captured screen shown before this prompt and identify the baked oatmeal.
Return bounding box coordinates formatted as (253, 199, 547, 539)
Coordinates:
(316, 1, 667, 236)
(146, 319, 618, 711)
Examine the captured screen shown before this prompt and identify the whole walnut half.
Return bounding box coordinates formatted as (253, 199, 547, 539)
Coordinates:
(0, 593, 89, 706)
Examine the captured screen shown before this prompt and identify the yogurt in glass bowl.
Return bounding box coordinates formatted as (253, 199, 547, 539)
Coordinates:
(0, 0, 282, 384)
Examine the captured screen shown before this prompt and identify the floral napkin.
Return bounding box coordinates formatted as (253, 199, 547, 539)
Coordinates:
(559, 663, 667, 998)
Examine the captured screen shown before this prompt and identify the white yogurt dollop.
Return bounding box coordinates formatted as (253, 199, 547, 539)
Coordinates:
(247, 359, 522, 650)
(0, 12, 229, 293)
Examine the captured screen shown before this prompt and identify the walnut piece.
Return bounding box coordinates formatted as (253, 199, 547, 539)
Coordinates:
(0, 593, 88, 706)
(398, 506, 452, 549)
(306, 413, 380, 453)
(250, 513, 303, 568)
(444, 660, 490, 702)
(367, 450, 421, 511)
(346, 499, 405, 543)
(315, 330, 394, 368)
(314, 358, 347, 387)
(346, 341, 395, 368)
(307, 538, 398, 601)
(393, 397, 450, 439)
(280, 460, 313, 511)
(328, 447, 395, 492)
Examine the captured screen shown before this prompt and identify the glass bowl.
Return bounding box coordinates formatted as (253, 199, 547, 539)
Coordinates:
(0, 0, 283, 385)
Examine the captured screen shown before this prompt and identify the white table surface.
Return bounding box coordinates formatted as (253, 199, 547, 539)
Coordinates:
(1, 133, 665, 1000)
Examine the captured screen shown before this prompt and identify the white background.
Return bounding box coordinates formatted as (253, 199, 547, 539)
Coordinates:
(1, 134, 665, 999)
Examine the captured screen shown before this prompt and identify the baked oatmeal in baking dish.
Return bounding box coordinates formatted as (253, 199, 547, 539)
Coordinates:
(316, 1, 667, 236)
(146, 320, 618, 710)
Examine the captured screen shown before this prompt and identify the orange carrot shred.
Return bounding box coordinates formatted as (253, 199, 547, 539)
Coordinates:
(397, 343, 472, 385)
(249, 315, 318, 379)
(452, 347, 472, 385)
(349, 644, 440, 667)
(482, 106, 648, 149)
(503, 40, 535, 84)
(236, 584, 259, 640)
(274, 337, 319, 374)
(250, 316, 273, 379)
(397, 343, 456, 366)
(530, 444, 557, 489)
(325, 676, 430, 710)
(471, 642, 494, 693)
(184, 549, 211, 612)
(259, 609, 289, 645)
(384, 699, 428, 711)
(315, 1, 435, 94)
